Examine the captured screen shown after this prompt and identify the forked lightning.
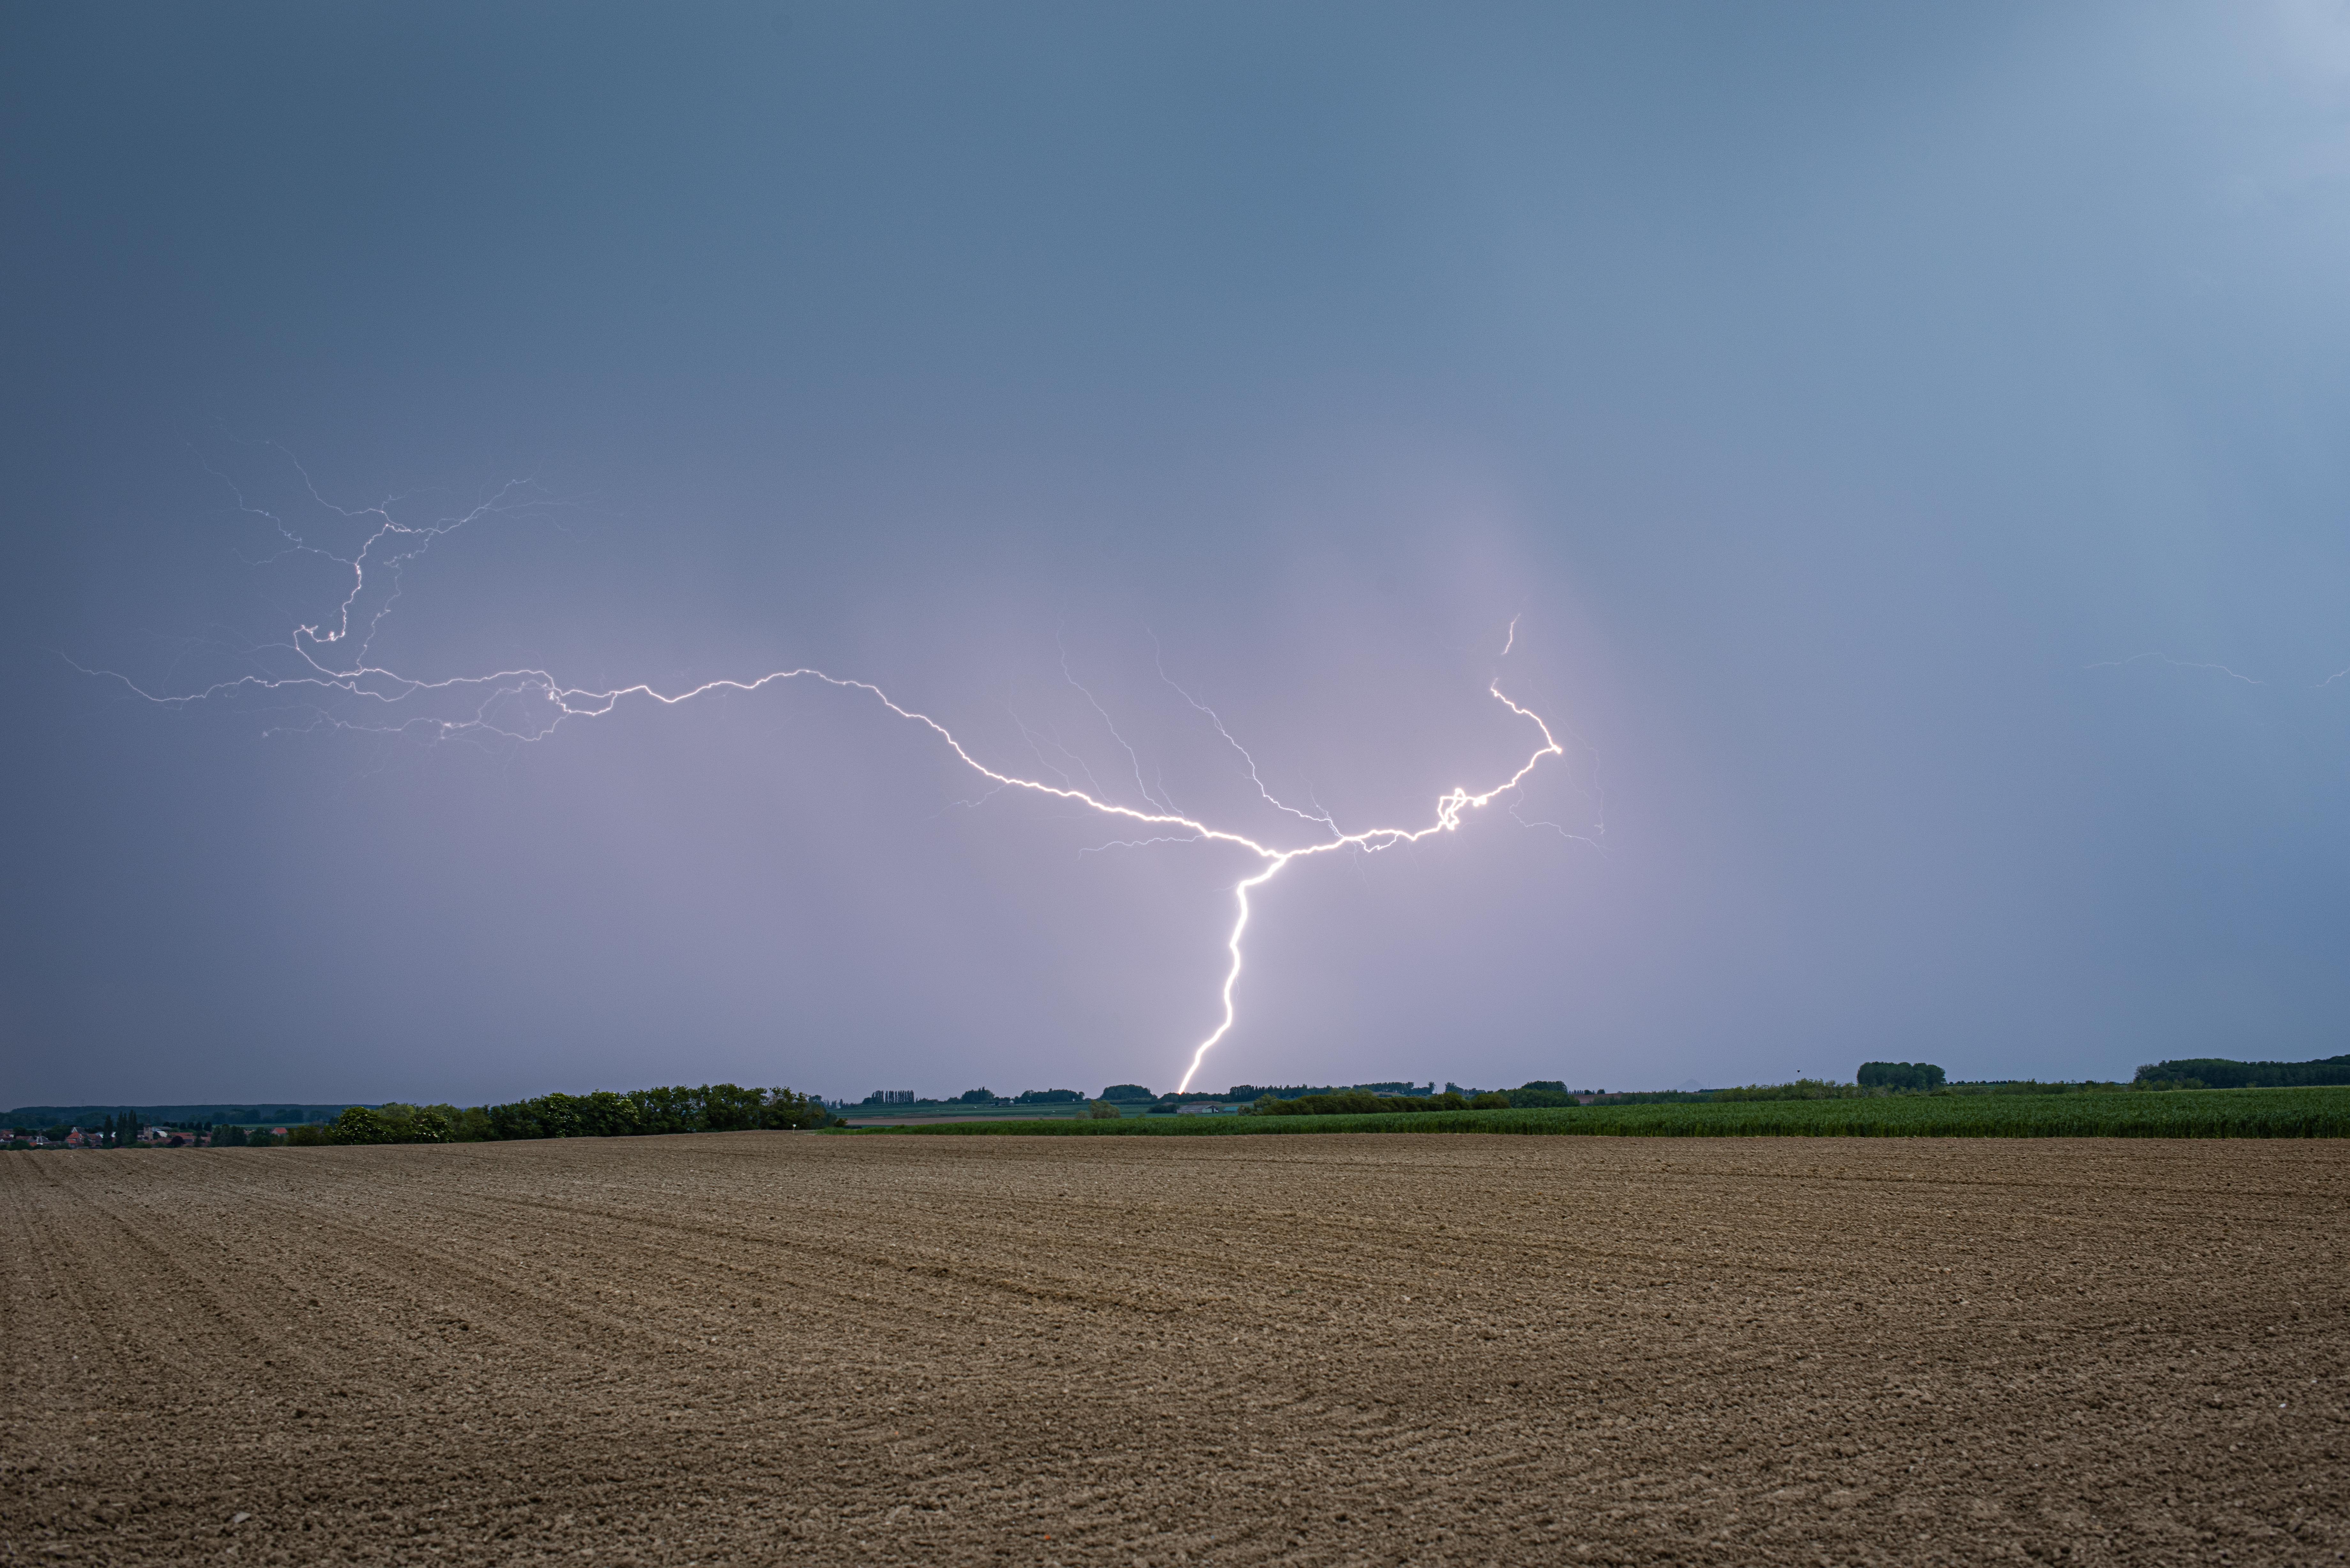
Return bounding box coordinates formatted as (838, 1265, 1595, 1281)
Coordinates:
(85, 478, 1571, 1092)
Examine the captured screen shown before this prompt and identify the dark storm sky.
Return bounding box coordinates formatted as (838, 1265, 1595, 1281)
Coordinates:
(6, 2, 2349, 1107)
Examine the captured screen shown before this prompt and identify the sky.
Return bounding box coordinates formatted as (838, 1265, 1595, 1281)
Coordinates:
(6, 1, 2350, 1108)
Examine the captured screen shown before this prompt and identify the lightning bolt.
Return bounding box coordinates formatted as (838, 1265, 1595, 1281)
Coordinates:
(2084, 652, 2263, 685)
(2093, 650, 2350, 693)
(78, 474, 1575, 1094)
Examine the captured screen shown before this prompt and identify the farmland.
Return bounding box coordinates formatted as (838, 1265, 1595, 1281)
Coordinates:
(4, 1133, 2344, 1564)
(871, 1084, 2350, 1140)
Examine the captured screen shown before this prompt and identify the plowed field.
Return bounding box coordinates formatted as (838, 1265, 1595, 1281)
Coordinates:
(3, 1135, 2343, 1565)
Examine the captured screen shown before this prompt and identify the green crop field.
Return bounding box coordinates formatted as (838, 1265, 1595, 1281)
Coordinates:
(842, 1085, 2350, 1140)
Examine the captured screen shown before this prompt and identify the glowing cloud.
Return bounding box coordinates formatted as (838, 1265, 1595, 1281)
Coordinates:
(81, 477, 1573, 1093)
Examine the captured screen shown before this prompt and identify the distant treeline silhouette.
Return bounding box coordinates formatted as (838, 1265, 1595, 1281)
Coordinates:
(1251, 1089, 1471, 1116)
(1248, 1082, 1578, 1116)
(294, 1084, 836, 1144)
(77, 1057, 2350, 1152)
(2135, 1054, 2350, 1090)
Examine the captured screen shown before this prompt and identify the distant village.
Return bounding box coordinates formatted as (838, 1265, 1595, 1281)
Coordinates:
(2, 1118, 292, 1150)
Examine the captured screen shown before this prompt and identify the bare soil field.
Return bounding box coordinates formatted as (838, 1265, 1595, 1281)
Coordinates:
(3, 1135, 2343, 1566)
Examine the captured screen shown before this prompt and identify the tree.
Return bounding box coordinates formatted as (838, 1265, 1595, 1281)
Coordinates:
(333, 1106, 396, 1144)
(1100, 1083, 1155, 1103)
(757, 1088, 833, 1129)
(371, 1104, 453, 1141)
(1086, 1100, 1123, 1119)
(698, 1083, 767, 1131)
(2135, 1054, 2350, 1089)
(1857, 1062, 1945, 1091)
(469, 1081, 833, 1140)
(330, 1105, 453, 1144)
(956, 1087, 996, 1104)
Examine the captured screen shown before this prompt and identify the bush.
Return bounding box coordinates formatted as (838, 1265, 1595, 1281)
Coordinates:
(285, 1123, 334, 1146)
(1506, 1087, 1573, 1108)
(1471, 1092, 1512, 1110)
(1086, 1100, 1123, 1119)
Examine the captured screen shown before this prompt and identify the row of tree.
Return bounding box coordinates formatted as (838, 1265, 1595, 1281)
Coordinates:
(295, 1084, 838, 1145)
(1711, 1078, 1884, 1102)
(2135, 1054, 2350, 1089)
(853, 1087, 1099, 1106)
(1239, 1082, 1578, 1116)
(485, 1084, 834, 1139)
(1250, 1089, 1474, 1116)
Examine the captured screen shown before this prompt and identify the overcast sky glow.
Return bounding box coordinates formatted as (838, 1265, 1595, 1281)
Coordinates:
(6, 2, 2350, 1107)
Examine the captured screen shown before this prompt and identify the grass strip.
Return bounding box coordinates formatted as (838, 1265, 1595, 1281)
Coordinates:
(836, 1086, 2350, 1140)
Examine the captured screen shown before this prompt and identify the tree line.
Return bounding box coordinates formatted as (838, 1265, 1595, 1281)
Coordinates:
(1246, 1082, 1579, 1116)
(288, 1084, 838, 1144)
(2135, 1054, 2350, 1090)
(1250, 1089, 1473, 1116)
(1241, 1081, 1588, 1114)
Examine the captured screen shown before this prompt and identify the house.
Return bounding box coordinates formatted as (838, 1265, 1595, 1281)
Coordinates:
(1176, 1101, 1236, 1116)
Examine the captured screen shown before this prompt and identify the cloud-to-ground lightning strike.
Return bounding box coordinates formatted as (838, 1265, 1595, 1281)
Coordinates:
(82, 485, 1570, 1093)
(2084, 652, 2264, 685)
